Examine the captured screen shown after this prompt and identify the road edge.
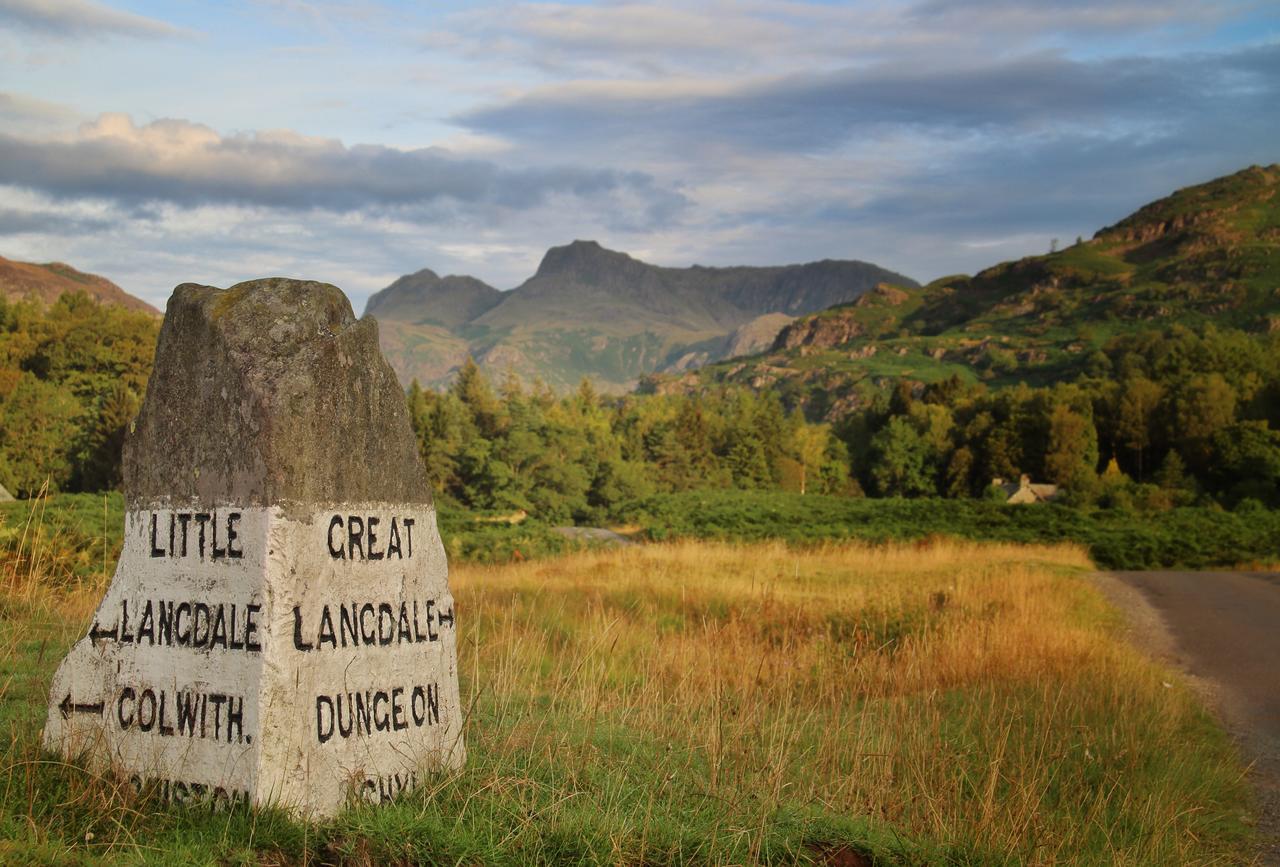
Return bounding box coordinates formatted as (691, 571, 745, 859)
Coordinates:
(1090, 571, 1276, 865)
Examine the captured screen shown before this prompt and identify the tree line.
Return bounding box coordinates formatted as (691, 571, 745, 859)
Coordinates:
(409, 325, 1280, 517)
(407, 359, 853, 524)
(842, 325, 1280, 508)
(3, 291, 1279, 517)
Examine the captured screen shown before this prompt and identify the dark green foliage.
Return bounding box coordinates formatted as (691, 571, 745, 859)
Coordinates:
(0, 293, 157, 497)
(626, 489, 1280, 570)
(406, 366, 851, 523)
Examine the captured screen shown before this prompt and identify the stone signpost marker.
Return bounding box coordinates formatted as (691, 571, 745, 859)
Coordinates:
(43, 278, 465, 816)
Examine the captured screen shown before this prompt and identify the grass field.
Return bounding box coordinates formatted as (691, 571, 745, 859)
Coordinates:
(0, 506, 1257, 865)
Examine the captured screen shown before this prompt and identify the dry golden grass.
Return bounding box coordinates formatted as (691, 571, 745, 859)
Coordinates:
(0, 531, 1255, 864)
(447, 539, 1253, 864)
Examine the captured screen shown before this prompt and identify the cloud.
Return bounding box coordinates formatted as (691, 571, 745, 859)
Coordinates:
(428, 0, 1246, 79)
(0, 91, 78, 131)
(0, 0, 184, 38)
(0, 114, 687, 225)
(907, 0, 1241, 35)
(0, 208, 111, 235)
(459, 44, 1280, 155)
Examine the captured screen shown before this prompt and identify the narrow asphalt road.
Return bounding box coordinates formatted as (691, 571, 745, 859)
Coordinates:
(1108, 571, 1280, 863)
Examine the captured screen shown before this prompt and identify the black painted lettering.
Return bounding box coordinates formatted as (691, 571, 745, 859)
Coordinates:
(138, 600, 154, 644)
(226, 697, 243, 743)
(392, 687, 407, 731)
(404, 518, 414, 558)
(373, 690, 390, 732)
(150, 513, 164, 557)
(208, 695, 226, 740)
(159, 691, 174, 736)
(412, 600, 426, 643)
(210, 605, 228, 649)
(158, 600, 173, 645)
(195, 513, 210, 558)
(178, 513, 191, 556)
(367, 517, 383, 560)
(397, 603, 412, 644)
(226, 512, 242, 559)
(359, 603, 376, 644)
(318, 606, 337, 649)
(138, 689, 157, 732)
(339, 604, 358, 647)
(177, 692, 199, 736)
(245, 604, 261, 652)
(377, 602, 394, 646)
(211, 510, 226, 559)
(354, 690, 372, 734)
(411, 685, 426, 726)
(118, 686, 136, 728)
(337, 694, 354, 739)
(229, 605, 243, 651)
(192, 603, 210, 648)
(175, 602, 191, 645)
(347, 515, 364, 560)
(387, 519, 402, 558)
(120, 599, 134, 644)
(327, 515, 345, 559)
(316, 696, 334, 744)
(292, 606, 314, 651)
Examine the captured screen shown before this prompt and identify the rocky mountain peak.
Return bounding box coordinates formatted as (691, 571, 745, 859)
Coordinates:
(534, 240, 641, 280)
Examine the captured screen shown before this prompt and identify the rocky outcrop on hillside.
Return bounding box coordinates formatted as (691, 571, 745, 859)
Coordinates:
(771, 311, 865, 351)
(769, 283, 915, 352)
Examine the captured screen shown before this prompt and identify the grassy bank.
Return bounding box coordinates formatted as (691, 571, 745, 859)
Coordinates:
(628, 490, 1280, 570)
(9, 490, 1280, 574)
(0, 523, 1255, 863)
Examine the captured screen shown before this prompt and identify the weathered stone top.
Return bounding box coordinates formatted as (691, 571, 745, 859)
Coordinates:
(123, 278, 430, 509)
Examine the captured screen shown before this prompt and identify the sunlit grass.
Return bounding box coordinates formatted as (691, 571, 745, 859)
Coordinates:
(0, 521, 1256, 864)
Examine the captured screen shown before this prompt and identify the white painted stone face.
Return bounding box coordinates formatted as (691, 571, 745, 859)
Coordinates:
(43, 503, 464, 816)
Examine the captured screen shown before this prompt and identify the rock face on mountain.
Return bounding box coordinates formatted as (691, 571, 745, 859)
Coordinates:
(366, 240, 917, 392)
(0, 255, 158, 314)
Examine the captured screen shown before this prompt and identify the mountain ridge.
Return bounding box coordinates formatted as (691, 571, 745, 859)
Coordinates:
(0, 255, 158, 314)
(366, 240, 918, 391)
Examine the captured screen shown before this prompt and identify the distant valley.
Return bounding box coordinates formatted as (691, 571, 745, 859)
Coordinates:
(364, 240, 917, 392)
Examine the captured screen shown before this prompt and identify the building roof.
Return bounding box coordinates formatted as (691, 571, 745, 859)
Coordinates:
(993, 474, 1060, 504)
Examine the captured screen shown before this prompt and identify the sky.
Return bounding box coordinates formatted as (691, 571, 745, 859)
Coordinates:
(1, 0, 1277, 310)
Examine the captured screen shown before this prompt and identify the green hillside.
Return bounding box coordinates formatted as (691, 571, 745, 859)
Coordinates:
(657, 164, 1280, 417)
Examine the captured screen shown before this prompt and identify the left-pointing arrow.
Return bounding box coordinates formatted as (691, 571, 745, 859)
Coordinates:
(58, 693, 105, 720)
(88, 620, 118, 642)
